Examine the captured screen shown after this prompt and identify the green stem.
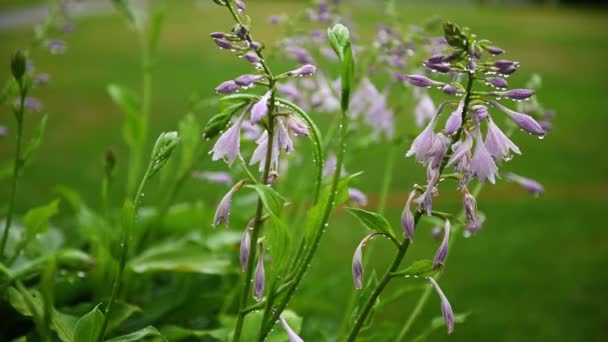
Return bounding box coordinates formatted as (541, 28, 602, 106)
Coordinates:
(98, 161, 154, 342)
(346, 73, 475, 341)
(396, 171, 483, 341)
(16, 280, 51, 342)
(1, 85, 26, 261)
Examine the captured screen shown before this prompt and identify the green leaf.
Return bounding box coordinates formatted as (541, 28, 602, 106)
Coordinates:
(392, 259, 439, 278)
(107, 302, 142, 333)
(107, 83, 144, 147)
(202, 101, 248, 139)
(149, 4, 166, 53)
(264, 215, 292, 276)
(23, 114, 48, 163)
(240, 310, 302, 342)
(73, 304, 104, 342)
(346, 207, 396, 239)
(23, 199, 60, 241)
(129, 239, 232, 275)
(160, 325, 226, 341)
(106, 326, 166, 342)
(245, 184, 285, 218)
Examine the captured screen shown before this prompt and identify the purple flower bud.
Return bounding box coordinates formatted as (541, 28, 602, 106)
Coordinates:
(235, 0, 246, 11)
(213, 38, 233, 50)
(250, 41, 262, 51)
(505, 172, 544, 197)
(212, 180, 245, 227)
(471, 127, 498, 184)
(287, 64, 316, 76)
(34, 73, 50, 86)
(215, 80, 240, 94)
(485, 45, 505, 55)
(209, 113, 245, 166)
(472, 105, 489, 122)
(242, 52, 261, 64)
(444, 101, 464, 136)
(254, 243, 265, 301)
(442, 84, 458, 96)
(406, 117, 437, 163)
(447, 130, 473, 168)
(45, 39, 67, 54)
(433, 219, 450, 269)
(494, 59, 518, 69)
(234, 74, 262, 87)
(463, 190, 478, 229)
(352, 235, 376, 289)
(348, 188, 368, 207)
(401, 191, 416, 241)
(192, 171, 233, 185)
(240, 223, 252, 272)
(427, 54, 447, 63)
(497, 65, 517, 76)
(250, 90, 271, 123)
(424, 62, 451, 73)
(404, 74, 445, 88)
(287, 115, 309, 137)
(485, 118, 521, 161)
(490, 101, 545, 136)
(279, 316, 304, 342)
(428, 277, 455, 334)
(286, 47, 314, 64)
(210, 32, 226, 39)
(268, 15, 285, 24)
(487, 77, 508, 89)
(503, 88, 535, 100)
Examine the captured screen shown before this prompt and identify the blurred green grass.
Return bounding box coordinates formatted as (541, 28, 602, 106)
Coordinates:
(1, 1, 607, 341)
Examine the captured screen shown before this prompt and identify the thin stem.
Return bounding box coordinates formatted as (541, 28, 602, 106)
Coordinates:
(1, 84, 26, 260)
(98, 161, 153, 342)
(346, 72, 475, 341)
(377, 144, 396, 216)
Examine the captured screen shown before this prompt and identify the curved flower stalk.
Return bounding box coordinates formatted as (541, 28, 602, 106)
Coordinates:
(345, 22, 550, 341)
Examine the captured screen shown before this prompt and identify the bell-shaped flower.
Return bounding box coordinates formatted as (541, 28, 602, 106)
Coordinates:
(212, 180, 246, 228)
(414, 93, 436, 127)
(471, 128, 499, 184)
(447, 130, 473, 167)
(287, 115, 309, 137)
(485, 118, 521, 162)
(433, 219, 450, 269)
(444, 100, 464, 136)
(406, 117, 437, 163)
(251, 90, 272, 123)
(428, 277, 455, 334)
(277, 119, 294, 153)
(210, 113, 245, 166)
(250, 131, 279, 172)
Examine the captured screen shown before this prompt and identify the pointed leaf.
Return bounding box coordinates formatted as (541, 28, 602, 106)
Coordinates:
(23, 199, 60, 241)
(73, 304, 104, 342)
(107, 83, 144, 147)
(346, 207, 395, 239)
(106, 326, 166, 342)
(245, 184, 285, 218)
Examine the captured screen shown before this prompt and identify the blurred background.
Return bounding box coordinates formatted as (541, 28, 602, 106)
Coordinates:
(1, 0, 607, 341)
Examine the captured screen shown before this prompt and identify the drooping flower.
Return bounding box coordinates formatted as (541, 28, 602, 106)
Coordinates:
(406, 117, 437, 163)
(471, 105, 489, 122)
(212, 180, 246, 228)
(191, 171, 233, 185)
(444, 100, 464, 136)
(415, 165, 439, 216)
(463, 190, 478, 230)
(209, 112, 245, 166)
(505, 172, 544, 196)
(447, 130, 473, 167)
(401, 191, 416, 241)
(414, 93, 436, 127)
(279, 316, 304, 342)
(250, 90, 272, 123)
(470, 127, 498, 184)
(427, 277, 455, 334)
(485, 117, 521, 162)
(286, 115, 309, 137)
(254, 243, 265, 301)
(490, 101, 544, 136)
(433, 219, 450, 269)
(348, 188, 368, 207)
(250, 131, 279, 172)
(276, 119, 294, 153)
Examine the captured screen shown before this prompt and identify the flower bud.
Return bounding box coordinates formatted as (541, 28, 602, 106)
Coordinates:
(240, 221, 252, 272)
(484, 45, 505, 55)
(497, 65, 517, 76)
(328, 23, 350, 59)
(235, 0, 246, 11)
(213, 38, 233, 50)
(404, 74, 445, 88)
(11, 50, 27, 82)
(348, 188, 368, 207)
(149, 131, 180, 176)
(433, 219, 450, 269)
(250, 41, 262, 51)
(428, 277, 455, 334)
(192, 171, 233, 185)
(215, 80, 240, 94)
(442, 84, 458, 96)
(242, 52, 261, 64)
(424, 62, 451, 73)
(234, 74, 262, 87)
(444, 101, 464, 136)
(253, 243, 265, 301)
(212, 180, 246, 227)
(210, 32, 226, 39)
(279, 316, 304, 342)
(505, 172, 544, 197)
(427, 54, 447, 64)
(286, 115, 309, 137)
(401, 191, 416, 241)
(287, 64, 316, 76)
(502, 88, 535, 100)
(490, 101, 544, 136)
(487, 77, 508, 89)
(494, 59, 518, 69)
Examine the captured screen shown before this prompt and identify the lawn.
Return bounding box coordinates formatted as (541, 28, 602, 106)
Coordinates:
(1, 1, 607, 341)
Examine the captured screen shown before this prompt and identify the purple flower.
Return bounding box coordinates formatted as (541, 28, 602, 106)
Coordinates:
(424, 62, 451, 73)
(213, 38, 233, 50)
(287, 115, 309, 137)
(505, 172, 544, 196)
(494, 59, 518, 69)
(485, 45, 505, 55)
(209, 112, 245, 166)
(348, 188, 368, 207)
(352, 235, 377, 289)
(277, 82, 300, 100)
(442, 84, 459, 96)
(279, 316, 304, 342)
(490, 101, 545, 136)
(250, 41, 262, 51)
(210, 32, 226, 39)
(498, 65, 517, 76)
(486, 77, 508, 89)
(472, 105, 489, 122)
(415, 169, 438, 216)
(471, 128, 499, 184)
(427, 54, 447, 63)
(23, 97, 42, 112)
(433, 219, 450, 269)
(254, 243, 265, 301)
(406, 117, 437, 163)
(463, 190, 478, 232)
(404, 74, 445, 88)
(502, 88, 535, 100)
(215, 80, 240, 94)
(427, 133, 450, 169)
(444, 100, 464, 136)
(250, 91, 271, 123)
(192, 171, 233, 185)
(240, 224, 251, 272)
(234, 74, 262, 87)
(286, 46, 314, 64)
(45, 39, 67, 54)
(428, 277, 455, 334)
(250, 131, 279, 172)
(431, 226, 443, 240)
(235, 0, 246, 11)
(401, 191, 416, 241)
(242, 52, 261, 64)
(34, 73, 50, 86)
(447, 130, 473, 167)
(277, 119, 294, 153)
(212, 180, 245, 227)
(485, 118, 521, 162)
(268, 15, 285, 24)
(287, 64, 316, 76)
(414, 93, 436, 127)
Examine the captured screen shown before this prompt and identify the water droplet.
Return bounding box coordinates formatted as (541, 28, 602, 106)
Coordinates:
(538, 135, 545, 140)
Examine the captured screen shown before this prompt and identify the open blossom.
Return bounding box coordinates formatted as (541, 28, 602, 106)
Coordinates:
(251, 90, 272, 123)
(471, 127, 498, 184)
(447, 130, 473, 167)
(406, 117, 437, 163)
(210, 112, 245, 166)
(276, 119, 294, 153)
(505, 172, 544, 196)
(212, 180, 245, 227)
(279, 316, 304, 342)
(485, 117, 521, 162)
(401, 191, 416, 241)
(428, 277, 455, 334)
(433, 219, 450, 269)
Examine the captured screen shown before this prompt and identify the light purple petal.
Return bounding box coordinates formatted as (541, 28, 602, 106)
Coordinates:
(471, 128, 498, 184)
(428, 277, 455, 334)
(433, 219, 450, 269)
(485, 118, 521, 161)
(251, 91, 271, 123)
(279, 316, 304, 342)
(401, 191, 416, 241)
(209, 114, 245, 166)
